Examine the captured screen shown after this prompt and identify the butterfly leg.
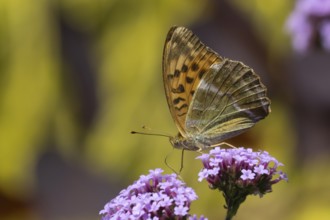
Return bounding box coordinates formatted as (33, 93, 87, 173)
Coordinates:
(211, 142, 237, 149)
(179, 149, 185, 173)
(164, 148, 185, 177)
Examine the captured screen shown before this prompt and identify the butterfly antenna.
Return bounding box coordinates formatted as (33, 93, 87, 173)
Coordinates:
(131, 125, 172, 138)
(142, 125, 172, 137)
(130, 131, 172, 138)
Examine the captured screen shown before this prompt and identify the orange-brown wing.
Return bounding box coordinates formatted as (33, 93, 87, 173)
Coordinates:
(162, 26, 223, 136)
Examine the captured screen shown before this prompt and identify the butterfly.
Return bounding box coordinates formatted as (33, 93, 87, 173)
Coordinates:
(163, 26, 271, 151)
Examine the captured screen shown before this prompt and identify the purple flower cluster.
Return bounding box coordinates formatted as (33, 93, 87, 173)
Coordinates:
(197, 147, 287, 196)
(100, 169, 207, 220)
(286, 0, 330, 53)
(197, 147, 287, 219)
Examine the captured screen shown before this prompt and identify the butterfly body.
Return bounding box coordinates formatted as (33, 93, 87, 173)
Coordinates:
(163, 26, 271, 151)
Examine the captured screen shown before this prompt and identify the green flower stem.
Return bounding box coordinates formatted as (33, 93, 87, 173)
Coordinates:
(223, 190, 248, 220)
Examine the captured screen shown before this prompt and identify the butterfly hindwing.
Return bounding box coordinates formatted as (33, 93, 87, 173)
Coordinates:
(186, 60, 270, 145)
(163, 26, 222, 136)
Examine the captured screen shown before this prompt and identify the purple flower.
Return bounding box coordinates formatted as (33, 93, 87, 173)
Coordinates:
(286, 0, 330, 53)
(197, 147, 288, 219)
(189, 215, 208, 220)
(254, 165, 269, 175)
(100, 169, 207, 220)
(240, 169, 256, 180)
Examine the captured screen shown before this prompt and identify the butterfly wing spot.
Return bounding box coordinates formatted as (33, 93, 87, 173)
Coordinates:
(173, 97, 185, 104)
(171, 84, 185, 93)
(181, 65, 188, 72)
(186, 76, 194, 84)
(191, 62, 199, 71)
(198, 69, 206, 79)
(175, 104, 188, 111)
(174, 69, 181, 77)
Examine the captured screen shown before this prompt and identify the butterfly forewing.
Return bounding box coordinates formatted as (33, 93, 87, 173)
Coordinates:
(186, 60, 270, 145)
(163, 26, 222, 136)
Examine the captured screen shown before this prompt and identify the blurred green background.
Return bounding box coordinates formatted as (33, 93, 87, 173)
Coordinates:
(1, 0, 330, 219)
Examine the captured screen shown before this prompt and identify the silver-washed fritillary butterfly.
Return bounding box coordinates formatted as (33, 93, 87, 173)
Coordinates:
(163, 26, 271, 151)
